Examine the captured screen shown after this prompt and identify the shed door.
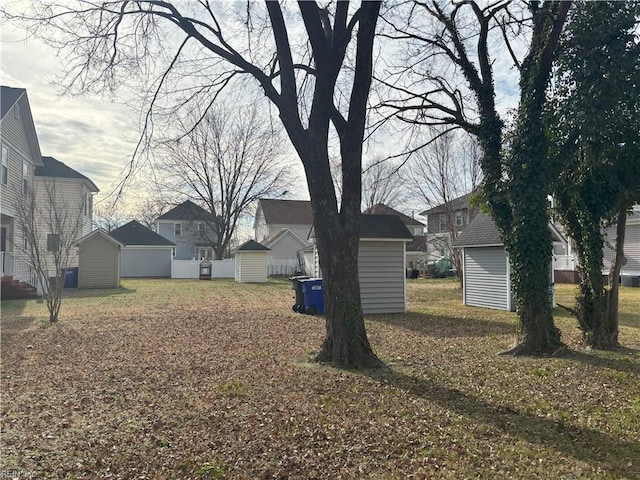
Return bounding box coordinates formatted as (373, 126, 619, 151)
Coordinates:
(464, 247, 510, 310)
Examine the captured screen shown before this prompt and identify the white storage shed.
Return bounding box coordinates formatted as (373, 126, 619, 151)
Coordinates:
(234, 240, 270, 283)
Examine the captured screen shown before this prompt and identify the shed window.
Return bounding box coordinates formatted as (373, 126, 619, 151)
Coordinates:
(47, 233, 61, 252)
(174, 223, 182, 236)
(1, 145, 7, 186)
(454, 210, 463, 227)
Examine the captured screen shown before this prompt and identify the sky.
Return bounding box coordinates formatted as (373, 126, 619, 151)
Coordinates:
(1, 5, 522, 216)
(1, 24, 140, 203)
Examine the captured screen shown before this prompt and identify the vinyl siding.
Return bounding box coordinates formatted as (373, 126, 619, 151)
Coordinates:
(235, 251, 268, 283)
(268, 233, 307, 260)
(157, 220, 215, 260)
(358, 241, 406, 314)
(603, 223, 640, 276)
(0, 97, 39, 219)
(78, 236, 120, 288)
(463, 247, 510, 310)
(121, 247, 172, 277)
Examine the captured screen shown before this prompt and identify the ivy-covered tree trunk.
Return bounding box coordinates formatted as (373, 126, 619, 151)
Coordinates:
(605, 207, 627, 348)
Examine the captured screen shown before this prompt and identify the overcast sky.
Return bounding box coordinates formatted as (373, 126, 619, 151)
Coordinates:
(1, 23, 141, 202)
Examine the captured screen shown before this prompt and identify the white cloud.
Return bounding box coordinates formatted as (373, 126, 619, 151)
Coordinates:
(1, 24, 139, 197)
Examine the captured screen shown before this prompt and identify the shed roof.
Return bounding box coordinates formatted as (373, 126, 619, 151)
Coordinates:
(258, 199, 313, 225)
(236, 239, 270, 251)
(157, 200, 211, 221)
(74, 229, 124, 247)
(453, 213, 566, 248)
(35, 156, 99, 192)
(360, 214, 413, 240)
(363, 203, 425, 227)
(109, 220, 175, 247)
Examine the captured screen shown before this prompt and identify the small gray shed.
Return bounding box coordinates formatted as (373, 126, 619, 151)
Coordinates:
(109, 220, 175, 277)
(312, 214, 413, 315)
(453, 213, 564, 311)
(235, 240, 270, 283)
(75, 229, 123, 289)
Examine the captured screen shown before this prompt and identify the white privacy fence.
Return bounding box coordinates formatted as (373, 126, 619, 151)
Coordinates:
(268, 259, 303, 277)
(553, 255, 576, 271)
(171, 259, 235, 279)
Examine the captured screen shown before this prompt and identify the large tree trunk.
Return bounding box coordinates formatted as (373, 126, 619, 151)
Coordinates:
(604, 207, 626, 349)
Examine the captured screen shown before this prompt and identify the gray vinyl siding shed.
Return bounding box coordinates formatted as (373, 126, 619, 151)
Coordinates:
(312, 214, 413, 315)
(75, 230, 122, 289)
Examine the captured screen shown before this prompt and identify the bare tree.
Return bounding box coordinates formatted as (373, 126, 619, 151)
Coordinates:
(14, 179, 84, 323)
(4, 1, 383, 367)
(129, 189, 181, 232)
(361, 155, 408, 210)
(154, 101, 292, 260)
(93, 200, 130, 231)
(404, 129, 481, 282)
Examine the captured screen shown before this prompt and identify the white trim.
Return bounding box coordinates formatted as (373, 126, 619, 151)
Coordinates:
(506, 253, 513, 312)
(121, 245, 175, 250)
(361, 237, 412, 242)
(74, 229, 124, 247)
(462, 247, 467, 305)
(455, 243, 503, 248)
(403, 240, 407, 313)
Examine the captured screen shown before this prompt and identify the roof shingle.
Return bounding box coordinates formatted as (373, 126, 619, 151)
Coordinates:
(259, 199, 313, 225)
(109, 220, 176, 246)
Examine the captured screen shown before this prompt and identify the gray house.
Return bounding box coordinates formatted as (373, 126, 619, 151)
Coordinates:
(312, 214, 413, 315)
(453, 213, 564, 311)
(109, 220, 175, 277)
(156, 200, 217, 260)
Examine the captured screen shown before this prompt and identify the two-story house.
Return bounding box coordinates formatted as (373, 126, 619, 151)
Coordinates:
(156, 200, 217, 260)
(420, 192, 478, 265)
(1, 86, 44, 283)
(254, 199, 314, 273)
(34, 156, 99, 271)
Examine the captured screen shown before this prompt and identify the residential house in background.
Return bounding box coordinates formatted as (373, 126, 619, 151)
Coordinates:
(110, 220, 175, 277)
(420, 192, 478, 265)
(1, 86, 44, 283)
(254, 199, 314, 275)
(34, 156, 99, 269)
(156, 200, 217, 260)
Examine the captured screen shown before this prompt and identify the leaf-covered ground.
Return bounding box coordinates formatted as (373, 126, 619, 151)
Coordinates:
(1, 279, 639, 479)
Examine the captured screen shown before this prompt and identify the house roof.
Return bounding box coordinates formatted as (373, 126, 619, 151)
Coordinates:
(0, 86, 25, 119)
(109, 220, 175, 247)
(35, 156, 99, 192)
(1, 85, 43, 166)
(73, 229, 124, 247)
(360, 214, 413, 240)
(406, 235, 428, 252)
(453, 213, 566, 248)
(261, 228, 308, 249)
(258, 199, 313, 225)
(157, 200, 211, 221)
(420, 192, 473, 216)
(236, 239, 270, 251)
(363, 203, 425, 227)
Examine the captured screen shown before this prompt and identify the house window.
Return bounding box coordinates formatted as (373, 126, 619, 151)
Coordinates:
(438, 214, 448, 232)
(413, 226, 423, 236)
(197, 247, 213, 260)
(22, 161, 28, 195)
(1, 145, 7, 186)
(174, 223, 182, 236)
(47, 233, 61, 252)
(198, 222, 206, 238)
(23, 228, 29, 251)
(454, 210, 463, 227)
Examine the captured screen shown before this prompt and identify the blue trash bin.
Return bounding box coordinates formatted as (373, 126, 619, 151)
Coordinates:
(63, 267, 79, 288)
(300, 278, 324, 315)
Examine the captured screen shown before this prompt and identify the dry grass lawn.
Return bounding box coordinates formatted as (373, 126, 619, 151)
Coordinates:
(1, 278, 639, 479)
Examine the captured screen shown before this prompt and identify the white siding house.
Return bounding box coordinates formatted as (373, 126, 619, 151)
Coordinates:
(1, 86, 44, 285)
(234, 239, 270, 283)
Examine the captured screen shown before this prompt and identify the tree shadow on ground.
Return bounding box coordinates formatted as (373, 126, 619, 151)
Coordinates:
(367, 311, 514, 339)
(63, 286, 136, 299)
(360, 367, 640, 478)
(0, 298, 36, 346)
(556, 348, 640, 375)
